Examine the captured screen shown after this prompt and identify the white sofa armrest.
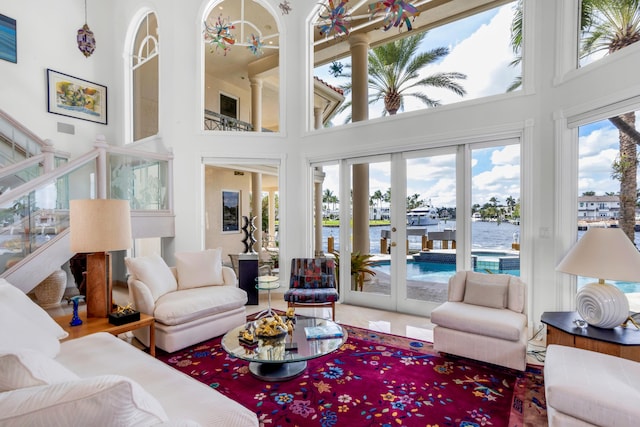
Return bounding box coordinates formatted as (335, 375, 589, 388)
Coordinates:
(128, 279, 155, 315)
(222, 266, 237, 285)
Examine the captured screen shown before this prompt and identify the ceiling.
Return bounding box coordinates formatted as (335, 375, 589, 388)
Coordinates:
(203, 0, 512, 130)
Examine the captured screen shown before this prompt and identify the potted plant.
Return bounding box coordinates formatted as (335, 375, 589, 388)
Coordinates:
(332, 251, 377, 291)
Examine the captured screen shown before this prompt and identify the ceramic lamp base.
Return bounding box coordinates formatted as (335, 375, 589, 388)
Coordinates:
(577, 281, 629, 329)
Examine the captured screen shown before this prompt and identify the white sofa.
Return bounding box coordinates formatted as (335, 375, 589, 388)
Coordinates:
(0, 280, 259, 426)
(545, 344, 640, 426)
(430, 270, 528, 371)
(126, 250, 248, 352)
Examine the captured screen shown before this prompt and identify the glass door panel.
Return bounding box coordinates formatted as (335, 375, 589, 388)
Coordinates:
(470, 144, 521, 276)
(397, 151, 456, 315)
(345, 156, 395, 311)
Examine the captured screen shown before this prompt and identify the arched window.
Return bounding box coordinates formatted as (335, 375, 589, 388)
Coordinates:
(131, 12, 159, 141)
(202, 0, 280, 132)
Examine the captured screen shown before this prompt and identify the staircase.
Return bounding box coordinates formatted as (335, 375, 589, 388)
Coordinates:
(0, 108, 175, 294)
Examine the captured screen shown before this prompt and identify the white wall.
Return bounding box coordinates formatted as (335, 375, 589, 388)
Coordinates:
(0, 0, 117, 156)
(3, 0, 640, 328)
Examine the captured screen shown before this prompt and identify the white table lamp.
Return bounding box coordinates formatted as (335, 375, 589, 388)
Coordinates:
(556, 228, 640, 329)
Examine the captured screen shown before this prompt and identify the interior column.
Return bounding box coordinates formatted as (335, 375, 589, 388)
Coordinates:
(249, 77, 263, 132)
(251, 172, 263, 252)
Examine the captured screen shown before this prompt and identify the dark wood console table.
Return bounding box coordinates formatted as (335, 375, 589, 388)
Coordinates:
(541, 311, 640, 362)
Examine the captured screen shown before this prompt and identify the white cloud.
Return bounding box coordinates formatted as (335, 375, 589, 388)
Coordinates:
(405, 4, 519, 109)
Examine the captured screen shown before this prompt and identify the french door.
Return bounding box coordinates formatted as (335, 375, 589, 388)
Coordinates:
(315, 139, 520, 318)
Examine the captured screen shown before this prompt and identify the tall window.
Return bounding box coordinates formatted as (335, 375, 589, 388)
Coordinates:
(203, 0, 280, 132)
(312, 1, 520, 127)
(578, 110, 640, 310)
(131, 12, 159, 141)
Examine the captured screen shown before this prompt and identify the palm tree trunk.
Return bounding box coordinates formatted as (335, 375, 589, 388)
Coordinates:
(618, 112, 637, 243)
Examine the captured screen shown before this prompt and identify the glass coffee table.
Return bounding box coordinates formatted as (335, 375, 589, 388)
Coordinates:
(221, 316, 347, 381)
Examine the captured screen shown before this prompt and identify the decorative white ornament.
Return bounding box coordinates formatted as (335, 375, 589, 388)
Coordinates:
(576, 282, 629, 329)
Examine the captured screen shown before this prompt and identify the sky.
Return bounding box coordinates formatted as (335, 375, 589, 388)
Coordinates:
(316, 2, 635, 210)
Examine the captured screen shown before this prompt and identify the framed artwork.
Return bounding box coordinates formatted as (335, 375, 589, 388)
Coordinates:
(220, 93, 238, 119)
(0, 14, 17, 63)
(222, 190, 240, 232)
(46, 69, 108, 125)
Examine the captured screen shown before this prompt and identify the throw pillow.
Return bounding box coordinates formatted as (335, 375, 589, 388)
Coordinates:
(125, 254, 178, 301)
(0, 375, 169, 426)
(463, 278, 508, 309)
(175, 248, 224, 289)
(508, 276, 526, 313)
(447, 271, 467, 302)
(0, 349, 79, 392)
(0, 307, 60, 358)
(0, 280, 68, 340)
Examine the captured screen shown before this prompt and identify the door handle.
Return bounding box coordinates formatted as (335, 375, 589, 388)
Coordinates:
(390, 242, 397, 247)
(391, 227, 397, 232)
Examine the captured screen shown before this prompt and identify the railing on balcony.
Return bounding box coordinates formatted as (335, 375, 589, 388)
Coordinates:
(0, 138, 173, 275)
(204, 109, 253, 132)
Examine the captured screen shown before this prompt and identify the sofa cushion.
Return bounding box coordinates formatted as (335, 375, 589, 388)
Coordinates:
(0, 375, 168, 426)
(175, 248, 224, 289)
(154, 286, 248, 326)
(0, 307, 61, 358)
(0, 280, 68, 340)
(463, 278, 508, 309)
(430, 301, 526, 342)
(126, 254, 178, 301)
(545, 345, 640, 426)
(0, 349, 79, 392)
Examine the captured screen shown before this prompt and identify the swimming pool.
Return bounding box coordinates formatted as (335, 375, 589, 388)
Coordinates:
(373, 259, 520, 282)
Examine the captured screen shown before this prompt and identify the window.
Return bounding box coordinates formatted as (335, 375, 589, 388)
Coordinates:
(203, 0, 280, 132)
(577, 109, 640, 309)
(131, 12, 159, 141)
(312, 1, 520, 127)
(579, 1, 640, 68)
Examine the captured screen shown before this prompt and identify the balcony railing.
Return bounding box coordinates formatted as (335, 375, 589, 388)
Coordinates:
(204, 110, 253, 132)
(0, 138, 174, 275)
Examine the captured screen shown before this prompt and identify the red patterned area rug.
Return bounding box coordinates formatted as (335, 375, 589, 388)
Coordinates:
(158, 325, 546, 427)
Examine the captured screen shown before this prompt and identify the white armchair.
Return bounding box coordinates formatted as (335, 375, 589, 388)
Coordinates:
(126, 250, 248, 353)
(430, 270, 528, 371)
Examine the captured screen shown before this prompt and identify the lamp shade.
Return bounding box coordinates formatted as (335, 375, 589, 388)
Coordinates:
(70, 199, 132, 253)
(556, 228, 640, 282)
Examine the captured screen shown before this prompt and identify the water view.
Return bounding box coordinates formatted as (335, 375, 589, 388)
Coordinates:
(323, 220, 640, 296)
(322, 220, 519, 254)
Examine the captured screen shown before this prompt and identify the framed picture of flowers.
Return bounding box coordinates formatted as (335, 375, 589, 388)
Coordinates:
(46, 69, 107, 125)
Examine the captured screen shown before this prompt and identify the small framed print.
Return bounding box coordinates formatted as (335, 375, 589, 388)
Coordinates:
(47, 69, 107, 125)
(222, 190, 240, 232)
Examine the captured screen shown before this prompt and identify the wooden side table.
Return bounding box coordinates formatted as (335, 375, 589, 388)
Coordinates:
(54, 313, 156, 357)
(541, 311, 640, 362)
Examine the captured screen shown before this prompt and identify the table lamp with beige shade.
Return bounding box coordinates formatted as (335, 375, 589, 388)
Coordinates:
(556, 227, 640, 329)
(70, 199, 132, 318)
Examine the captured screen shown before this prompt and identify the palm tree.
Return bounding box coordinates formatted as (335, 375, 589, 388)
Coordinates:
(510, 0, 640, 241)
(337, 32, 467, 120)
(581, 0, 640, 241)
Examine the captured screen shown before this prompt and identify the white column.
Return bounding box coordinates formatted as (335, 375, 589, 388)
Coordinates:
(249, 77, 263, 132)
(268, 190, 276, 247)
(251, 172, 263, 252)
